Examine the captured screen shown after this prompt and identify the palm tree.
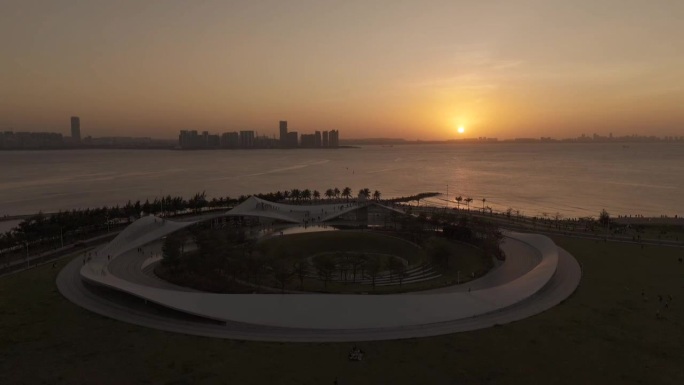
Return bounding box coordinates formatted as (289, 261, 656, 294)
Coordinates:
(301, 189, 312, 201)
(358, 188, 371, 200)
(342, 187, 352, 201)
(325, 188, 334, 200)
(334, 187, 341, 199)
(290, 189, 301, 202)
(455, 196, 463, 210)
(465, 197, 473, 211)
(313, 190, 320, 201)
(372, 190, 381, 201)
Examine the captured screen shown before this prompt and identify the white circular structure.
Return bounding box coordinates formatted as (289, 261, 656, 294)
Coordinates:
(57, 199, 582, 341)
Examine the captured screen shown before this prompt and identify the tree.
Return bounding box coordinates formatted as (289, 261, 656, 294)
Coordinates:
(338, 253, 352, 282)
(365, 258, 382, 291)
(334, 187, 341, 199)
(372, 190, 381, 201)
(271, 260, 293, 293)
(599, 209, 611, 238)
(161, 235, 182, 270)
(301, 189, 312, 201)
(599, 209, 611, 227)
(388, 258, 407, 286)
(426, 237, 452, 268)
(465, 197, 473, 211)
(325, 188, 334, 200)
(292, 261, 309, 289)
(358, 188, 371, 200)
(314, 255, 336, 289)
(455, 196, 463, 210)
(290, 189, 301, 202)
(350, 254, 366, 282)
(342, 187, 352, 201)
(313, 190, 321, 201)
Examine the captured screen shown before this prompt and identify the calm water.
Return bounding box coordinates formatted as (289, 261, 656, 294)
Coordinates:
(1, 143, 683, 219)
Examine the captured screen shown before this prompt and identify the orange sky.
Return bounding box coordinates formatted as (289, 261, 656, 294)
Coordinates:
(1, 0, 683, 140)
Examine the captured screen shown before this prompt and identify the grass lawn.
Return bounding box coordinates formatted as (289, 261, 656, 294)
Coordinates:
(1, 236, 683, 384)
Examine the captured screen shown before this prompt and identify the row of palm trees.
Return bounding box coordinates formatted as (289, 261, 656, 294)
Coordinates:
(452, 196, 488, 212)
(280, 187, 382, 203)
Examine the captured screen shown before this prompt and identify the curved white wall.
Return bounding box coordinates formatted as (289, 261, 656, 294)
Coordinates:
(81, 217, 559, 330)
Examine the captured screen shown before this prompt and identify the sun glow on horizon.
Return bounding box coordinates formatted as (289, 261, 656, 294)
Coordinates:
(458, 126, 465, 134)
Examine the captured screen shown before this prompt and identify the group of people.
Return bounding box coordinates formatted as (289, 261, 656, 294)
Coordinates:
(348, 345, 364, 361)
(642, 289, 675, 320)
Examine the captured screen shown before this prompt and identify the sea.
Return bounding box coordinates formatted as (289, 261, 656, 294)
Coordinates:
(1, 143, 683, 228)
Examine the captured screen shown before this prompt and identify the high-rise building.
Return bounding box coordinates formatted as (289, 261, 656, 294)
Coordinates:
(300, 133, 316, 148)
(240, 131, 255, 148)
(220, 132, 239, 148)
(314, 131, 322, 147)
(70, 116, 81, 142)
(329, 129, 339, 147)
(286, 131, 298, 148)
(322, 131, 329, 147)
(279, 121, 288, 147)
(179, 130, 202, 148)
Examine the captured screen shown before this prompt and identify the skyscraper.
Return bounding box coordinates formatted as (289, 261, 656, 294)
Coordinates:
(329, 129, 339, 147)
(279, 121, 288, 147)
(70, 116, 81, 142)
(240, 130, 255, 148)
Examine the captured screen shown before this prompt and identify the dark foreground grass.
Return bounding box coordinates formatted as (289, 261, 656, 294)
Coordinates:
(1, 237, 683, 384)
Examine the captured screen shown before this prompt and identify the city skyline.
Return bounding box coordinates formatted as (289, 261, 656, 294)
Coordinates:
(2, 1, 684, 140)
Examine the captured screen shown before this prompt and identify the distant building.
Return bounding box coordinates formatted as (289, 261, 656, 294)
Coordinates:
(176, 124, 342, 150)
(70, 116, 81, 142)
(300, 133, 316, 148)
(286, 131, 298, 148)
(207, 134, 220, 148)
(254, 134, 278, 148)
(329, 129, 339, 147)
(0, 131, 64, 149)
(279, 121, 288, 147)
(240, 130, 255, 148)
(221, 132, 239, 148)
(179, 130, 202, 148)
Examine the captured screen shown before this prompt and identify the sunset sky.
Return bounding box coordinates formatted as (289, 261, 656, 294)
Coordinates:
(2, 0, 683, 140)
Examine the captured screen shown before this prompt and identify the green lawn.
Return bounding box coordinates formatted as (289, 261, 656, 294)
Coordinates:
(1, 236, 683, 384)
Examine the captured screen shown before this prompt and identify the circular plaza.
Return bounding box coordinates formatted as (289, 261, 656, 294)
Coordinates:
(57, 196, 582, 342)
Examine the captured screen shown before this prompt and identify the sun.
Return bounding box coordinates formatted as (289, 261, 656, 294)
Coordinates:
(457, 126, 465, 134)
